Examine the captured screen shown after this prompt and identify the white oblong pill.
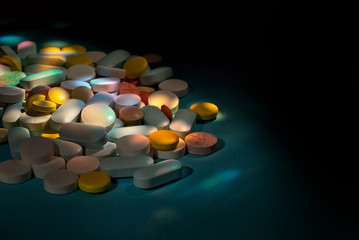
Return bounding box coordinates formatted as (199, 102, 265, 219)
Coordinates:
(116, 134, 150, 157)
(85, 92, 114, 108)
(148, 90, 179, 114)
(17, 40, 37, 60)
(0, 159, 32, 184)
(80, 103, 116, 132)
(154, 138, 186, 159)
(59, 122, 107, 148)
(107, 125, 157, 142)
(19, 136, 54, 166)
(19, 112, 51, 132)
(141, 105, 170, 130)
(50, 98, 85, 131)
(0, 86, 26, 104)
(66, 156, 100, 175)
(19, 69, 66, 90)
(96, 65, 126, 79)
(114, 93, 141, 110)
(23, 54, 67, 67)
(139, 66, 173, 86)
(100, 155, 154, 178)
(1, 102, 24, 129)
(60, 80, 91, 92)
(7, 126, 31, 159)
(46, 138, 83, 161)
(24, 64, 67, 75)
(158, 79, 188, 97)
(90, 77, 120, 93)
(85, 141, 117, 160)
(97, 49, 130, 67)
(133, 159, 183, 189)
(66, 64, 96, 81)
(32, 156, 66, 178)
(169, 109, 197, 139)
(82, 51, 107, 64)
(43, 169, 78, 194)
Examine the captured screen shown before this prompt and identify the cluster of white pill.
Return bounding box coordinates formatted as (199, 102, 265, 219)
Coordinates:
(0, 41, 220, 194)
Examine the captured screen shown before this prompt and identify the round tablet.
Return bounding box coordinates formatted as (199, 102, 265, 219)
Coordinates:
(148, 130, 179, 151)
(90, 77, 120, 93)
(19, 136, 54, 165)
(47, 87, 70, 105)
(81, 103, 116, 131)
(189, 102, 219, 121)
(78, 171, 111, 193)
(119, 106, 144, 126)
(27, 85, 51, 99)
(65, 55, 93, 68)
(66, 156, 100, 175)
(114, 93, 141, 109)
(122, 56, 149, 79)
(158, 79, 188, 97)
(62, 44, 86, 54)
(25, 93, 46, 111)
(148, 90, 179, 114)
(43, 169, 78, 194)
(154, 138, 186, 159)
(70, 86, 94, 103)
(0, 160, 32, 184)
(184, 132, 218, 155)
(82, 51, 107, 64)
(116, 134, 150, 157)
(0, 128, 8, 143)
(66, 64, 96, 81)
(32, 100, 57, 113)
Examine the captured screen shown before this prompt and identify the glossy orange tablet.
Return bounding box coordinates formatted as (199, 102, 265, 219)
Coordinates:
(119, 81, 140, 95)
(148, 130, 179, 151)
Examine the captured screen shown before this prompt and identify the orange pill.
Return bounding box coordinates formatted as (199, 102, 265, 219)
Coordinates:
(161, 104, 173, 121)
(139, 91, 149, 105)
(184, 132, 218, 155)
(119, 81, 140, 95)
(119, 106, 144, 126)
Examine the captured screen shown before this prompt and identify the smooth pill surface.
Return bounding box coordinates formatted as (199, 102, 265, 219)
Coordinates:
(116, 134, 150, 157)
(122, 56, 149, 79)
(7, 127, 30, 159)
(141, 105, 170, 130)
(114, 93, 141, 110)
(32, 100, 57, 113)
(1, 102, 23, 129)
(158, 79, 188, 97)
(70, 86, 94, 103)
(50, 98, 85, 131)
(85, 92, 114, 107)
(66, 156, 100, 175)
(81, 103, 116, 131)
(82, 51, 106, 63)
(19, 112, 51, 132)
(43, 169, 78, 194)
(148, 90, 179, 114)
(0, 86, 25, 103)
(90, 77, 120, 93)
(107, 125, 157, 142)
(19, 69, 66, 90)
(184, 132, 218, 155)
(32, 157, 66, 178)
(47, 138, 83, 161)
(19, 136, 54, 166)
(47, 87, 70, 105)
(0, 160, 32, 184)
(119, 106, 144, 126)
(154, 138, 186, 159)
(61, 80, 91, 92)
(62, 44, 86, 54)
(97, 49, 129, 67)
(96, 65, 126, 79)
(66, 64, 96, 81)
(78, 171, 111, 193)
(189, 102, 219, 121)
(148, 130, 179, 151)
(65, 55, 93, 68)
(85, 141, 117, 160)
(139, 66, 173, 86)
(169, 109, 197, 139)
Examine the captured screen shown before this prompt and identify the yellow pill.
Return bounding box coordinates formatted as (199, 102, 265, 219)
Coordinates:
(65, 55, 93, 68)
(32, 100, 57, 113)
(148, 130, 179, 151)
(47, 87, 70, 105)
(0, 128, 8, 143)
(25, 94, 46, 111)
(0, 55, 22, 71)
(40, 46, 61, 52)
(122, 56, 149, 79)
(62, 45, 86, 54)
(190, 102, 219, 121)
(78, 171, 111, 194)
(138, 86, 155, 94)
(41, 129, 60, 139)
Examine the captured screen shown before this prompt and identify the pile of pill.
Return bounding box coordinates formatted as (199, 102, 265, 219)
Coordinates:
(0, 41, 220, 194)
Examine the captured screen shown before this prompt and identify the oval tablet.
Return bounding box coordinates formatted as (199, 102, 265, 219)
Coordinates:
(97, 49, 129, 68)
(116, 134, 150, 157)
(62, 44, 86, 54)
(148, 130, 179, 151)
(90, 77, 120, 93)
(70, 86, 94, 103)
(19, 136, 54, 166)
(32, 100, 57, 113)
(85, 141, 117, 160)
(0, 86, 26, 103)
(189, 102, 219, 121)
(114, 93, 141, 110)
(85, 92, 114, 107)
(82, 51, 106, 64)
(78, 171, 111, 193)
(139, 66, 173, 86)
(66, 156, 100, 175)
(81, 103, 116, 131)
(66, 64, 96, 81)
(19, 69, 66, 90)
(0, 159, 32, 184)
(141, 105, 170, 130)
(60, 80, 91, 92)
(158, 79, 188, 97)
(50, 98, 85, 131)
(24, 64, 66, 75)
(43, 169, 78, 194)
(96, 65, 126, 79)
(169, 109, 197, 139)
(7, 127, 30, 159)
(23, 54, 66, 67)
(32, 157, 66, 178)
(184, 132, 218, 155)
(19, 112, 51, 132)
(1, 102, 23, 129)
(148, 90, 179, 114)
(46, 138, 83, 161)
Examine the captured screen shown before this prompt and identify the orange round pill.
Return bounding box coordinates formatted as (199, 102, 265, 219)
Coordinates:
(70, 86, 94, 103)
(184, 132, 218, 155)
(148, 130, 179, 151)
(119, 106, 144, 126)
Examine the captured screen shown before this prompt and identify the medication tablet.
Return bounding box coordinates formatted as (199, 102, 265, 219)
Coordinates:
(119, 106, 144, 126)
(60, 80, 91, 92)
(0, 71, 26, 86)
(65, 55, 93, 68)
(50, 98, 85, 131)
(96, 65, 126, 79)
(85, 92, 114, 107)
(82, 51, 107, 64)
(7, 127, 31, 159)
(32, 157, 66, 178)
(107, 125, 157, 142)
(116, 134, 150, 157)
(70, 86, 94, 103)
(158, 79, 188, 97)
(97, 49, 129, 68)
(0, 45, 21, 63)
(169, 109, 197, 139)
(0, 160, 32, 184)
(161, 105, 173, 121)
(47, 87, 70, 105)
(119, 81, 140, 95)
(2, 102, 24, 129)
(133, 159, 183, 189)
(113, 118, 124, 128)
(43, 169, 78, 194)
(32, 100, 57, 113)
(19, 69, 66, 90)
(139, 67, 173, 86)
(19, 112, 51, 132)
(40, 46, 61, 52)
(62, 45, 86, 54)
(189, 102, 219, 121)
(17, 40, 37, 60)
(141, 105, 170, 130)
(148, 90, 179, 114)
(19, 136, 54, 166)
(85, 141, 117, 160)
(81, 103, 116, 131)
(143, 53, 163, 68)
(0, 86, 25, 103)
(148, 130, 179, 151)
(25, 94, 46, 112)
(114, 93, 141, 110)
(59, 122, 107, 148)
(46, 138, 83, 161)
(100, 155, 154, 178)
(27, 85, 50, 99)
(154, 138, 186, 159)
(138, 86, 155, 94)
(90, 77, 120, 93)
(122, 56, 149, 79)
(184, 132, 218, 155)
(78, 171, 111, 193)
(0, 55, 22, 71)
(24, 64, 66, 75)
(66, 156, 100, 175)
(66, 64, 96, 81)
(0, 128, 8, 143)
(23, 54, 66, 67)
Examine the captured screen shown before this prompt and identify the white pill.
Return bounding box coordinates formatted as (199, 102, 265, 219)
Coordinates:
(139, 67, 173, 86)
(0, 86, 25, 103)
(90, 77, 120, 93)
(97, 49, 130, 67)
(96, 65, 126, 79)
(43, 169, 78, 194)
(80, 103, 116, 132)
(107, 125, 157, 142)
(116, 134, 150, 157)
(7, 127, 30, 159)
(60, 80, 91, 92)
(0, 159, 32, 184)
(82, 51, 107, 64)
(0, 45, 21, 65)
(24, 54, 67, 67)
(19, 136, 54, 166)
(141, 105, 170, 130)
(158, 79, 188, 97)
(24, 64, 67, 75)
(85, 92, 114, 108)
(154, 138, 186, 159)
(169, 109, 197, 139)
(114, 93, 141, 111)
(50, 99, 85, 131)
(148, 90, 179, 114)
(32, 156, 66, 178)
(1, 102, 24, 129)
(66, 156, 100, 175)
(85, 141, 117, 160)
(46, 138, 83, 161)
(100, 155, 154, 178)
(59, 122, 107, 148)
(133, 159, 183, 189)
(19, 112, 51, 131)
(19, 69, 66, 90)
(66, 64, 96, 81)
(17, 40, 37, 60)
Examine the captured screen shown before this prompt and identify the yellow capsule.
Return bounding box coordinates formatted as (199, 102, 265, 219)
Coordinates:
(78, 171, 111, 194)
(47, 87, 70, 105)
(190, 102, 219, 121)
(40, 46, 61, 52)
(0, 55, 22, 71)
(32, 100, 57, 113)
(148, 130, 179, 151)
(65, 55, 93, 68)
(122, 56, 149, 79)
(62, 44, 86, 54)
